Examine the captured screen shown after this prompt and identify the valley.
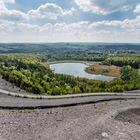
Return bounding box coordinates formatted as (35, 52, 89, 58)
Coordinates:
(0, 43, 140, 95)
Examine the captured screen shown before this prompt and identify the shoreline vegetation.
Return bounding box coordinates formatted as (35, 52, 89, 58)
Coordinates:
(0, 54, 140, 95)
(47, 60, 100, 66)
(85, 64, 121, 77)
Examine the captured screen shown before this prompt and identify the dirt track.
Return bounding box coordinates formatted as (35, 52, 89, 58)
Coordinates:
(0, 99, 140, 140)
(0, 77, 29, 94)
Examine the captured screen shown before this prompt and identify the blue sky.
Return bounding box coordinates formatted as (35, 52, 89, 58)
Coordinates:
(0, 0, 140, 42)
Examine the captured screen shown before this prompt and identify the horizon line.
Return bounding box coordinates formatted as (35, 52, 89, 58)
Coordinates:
(0, 42, 140, 44)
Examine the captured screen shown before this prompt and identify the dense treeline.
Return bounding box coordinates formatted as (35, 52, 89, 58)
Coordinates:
(104, 55, 140, 69)
(58, 56, 106, 62)
(0, 54, 79, 95)
(77, 65, 140, 93)
(0, 54, 140, 95)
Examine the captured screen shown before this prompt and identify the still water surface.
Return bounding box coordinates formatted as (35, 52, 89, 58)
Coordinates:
(50, 63, 114, 81)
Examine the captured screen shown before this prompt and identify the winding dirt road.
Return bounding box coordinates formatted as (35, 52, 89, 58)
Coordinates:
(0, 89, 140, 109)
(0, 89, 140, 139)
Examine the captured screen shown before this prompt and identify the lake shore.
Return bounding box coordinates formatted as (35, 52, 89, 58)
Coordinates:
(49, 61, 114, 81)
(47, 60, 100, 66)
(85, 64, 121, 77)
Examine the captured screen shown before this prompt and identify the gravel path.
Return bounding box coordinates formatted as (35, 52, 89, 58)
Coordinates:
(0, 99, 140, 140)
(0, 77, 29, 94)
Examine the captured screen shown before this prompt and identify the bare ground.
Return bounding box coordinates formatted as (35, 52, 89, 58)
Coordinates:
(0, 99, 140, 140)
(0, 77, 29, 94)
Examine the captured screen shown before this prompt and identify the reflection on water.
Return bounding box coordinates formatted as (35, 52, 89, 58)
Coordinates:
(50, 63, 115, 81)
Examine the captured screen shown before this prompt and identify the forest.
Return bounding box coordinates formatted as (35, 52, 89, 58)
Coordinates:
(0, 52, 140, 95)
(0, 43, 140, 61)
(104, 55, 140, 69)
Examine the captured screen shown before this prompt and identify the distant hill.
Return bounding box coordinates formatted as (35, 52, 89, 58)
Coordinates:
(0, 43, 140, 54)
(0, 43, 140, 61)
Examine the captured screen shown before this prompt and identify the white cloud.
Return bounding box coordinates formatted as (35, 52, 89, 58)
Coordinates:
(0, 2, 75, 21)
(0, 0, 140, 42)
(0, 0, 26, 21)
(74, 0, 139, 15)
(0, 9, 27, 21)
(0, 1, 6, 10)
(74, 0, 105, 15)
(134, 5, 140, 13)
(1, 15, 140, 42)
(0, 20, 40, 33)
(27, 3, 75, 20)
(0, 0, 15, 3)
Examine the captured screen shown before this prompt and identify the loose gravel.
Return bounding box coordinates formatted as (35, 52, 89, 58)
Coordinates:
(0, 99, 140, 140)
(0, 77, 29, 94)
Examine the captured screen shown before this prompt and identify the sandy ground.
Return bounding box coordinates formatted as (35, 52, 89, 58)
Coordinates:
(0, 99, 140, 140)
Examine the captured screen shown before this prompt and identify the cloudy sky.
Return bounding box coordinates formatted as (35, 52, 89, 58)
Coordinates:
(0, 0, 140, 43)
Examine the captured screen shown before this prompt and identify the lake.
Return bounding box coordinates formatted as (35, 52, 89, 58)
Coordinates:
(49, 62, 115, 81)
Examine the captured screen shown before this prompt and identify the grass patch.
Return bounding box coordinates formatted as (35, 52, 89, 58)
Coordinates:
(85, 64, 121, 77)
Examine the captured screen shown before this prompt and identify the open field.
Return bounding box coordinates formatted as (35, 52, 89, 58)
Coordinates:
(85, 64, 121, 77)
